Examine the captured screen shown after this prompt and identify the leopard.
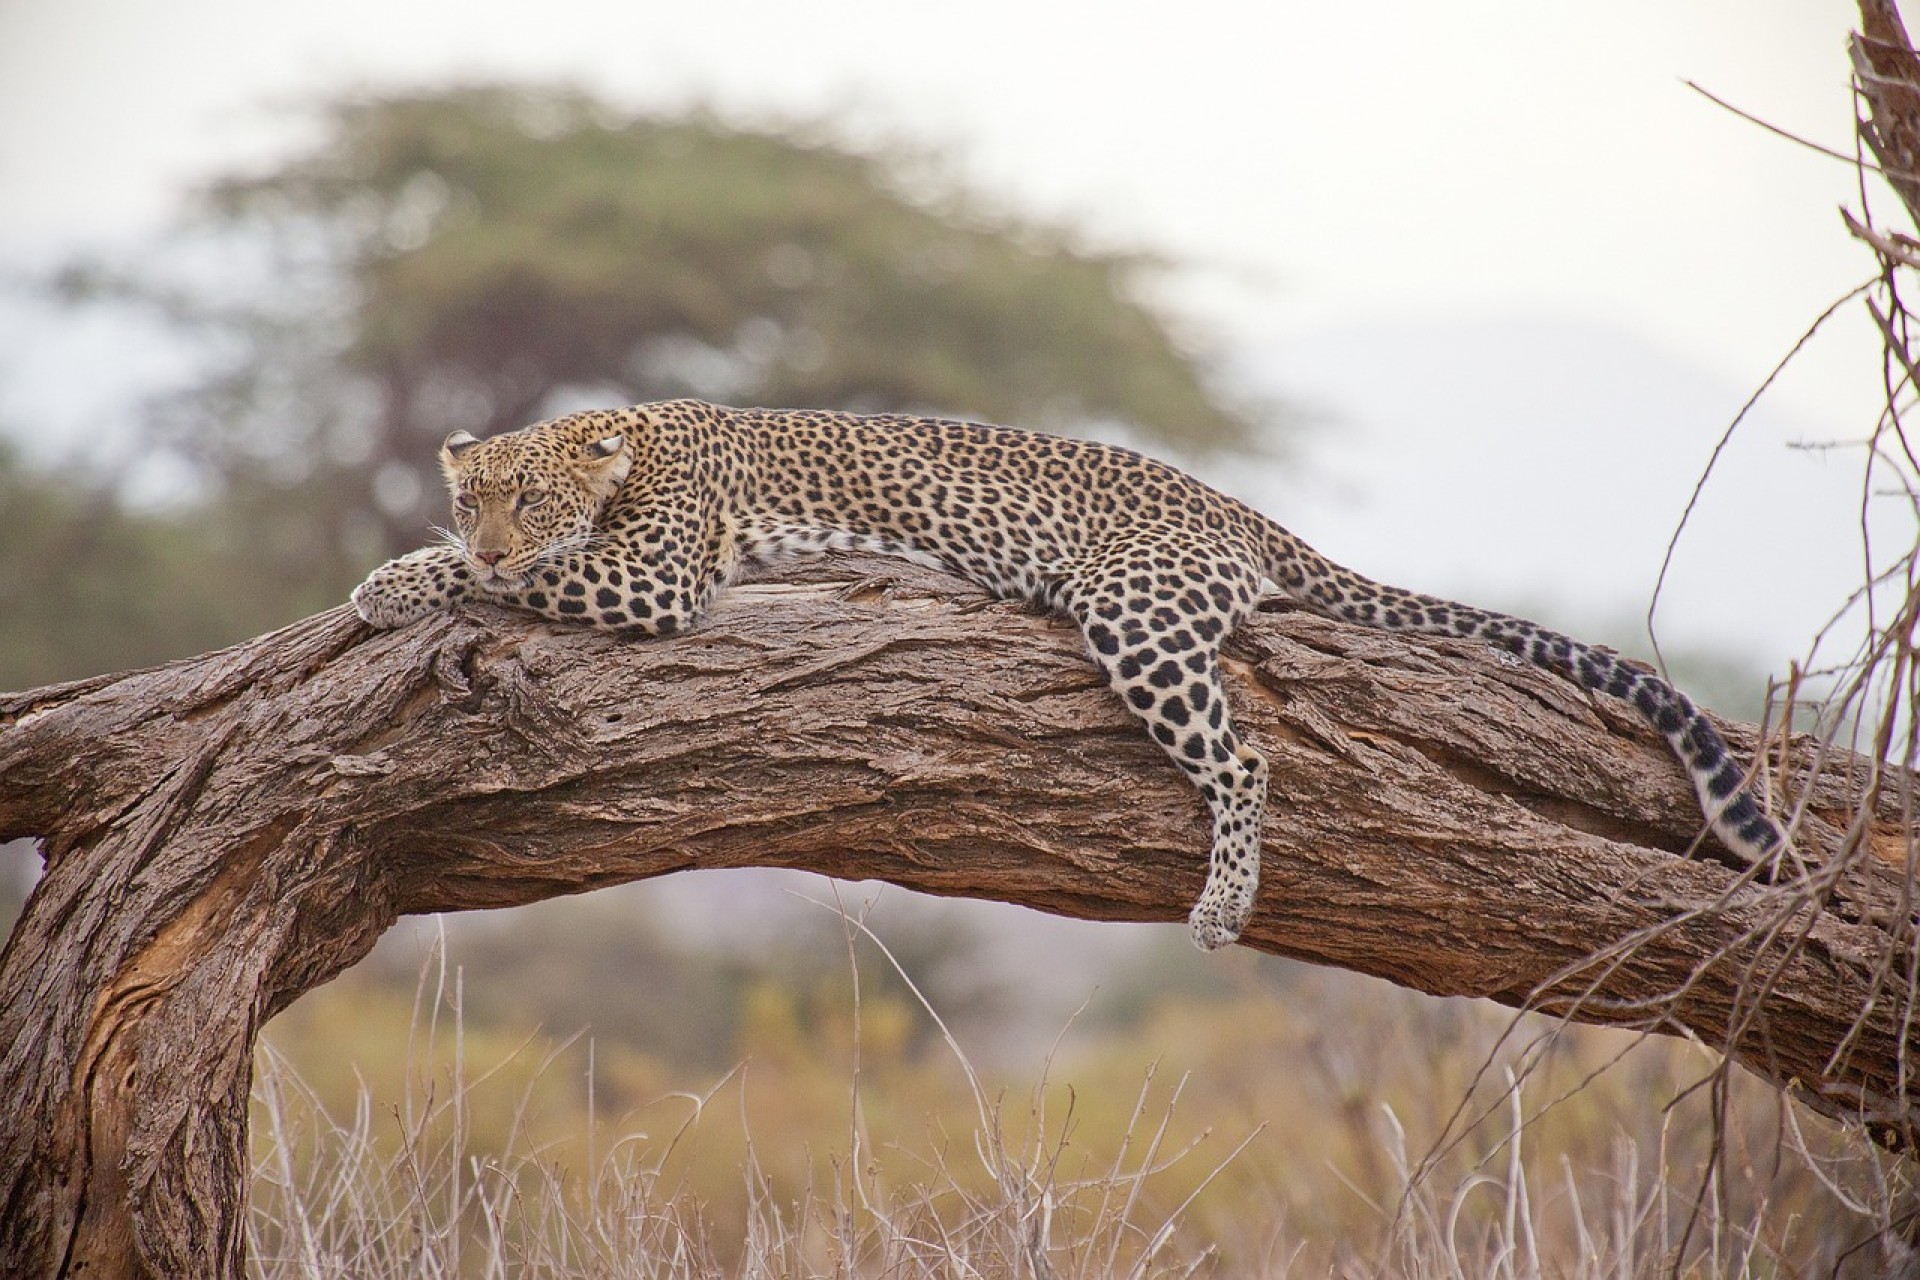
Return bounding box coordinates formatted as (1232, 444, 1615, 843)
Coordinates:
(352, 399, 1787, 950)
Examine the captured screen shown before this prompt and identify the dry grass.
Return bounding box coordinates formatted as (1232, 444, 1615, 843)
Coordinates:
(247, 929, 1254, 1278)
(248, 908, 1915, 1278)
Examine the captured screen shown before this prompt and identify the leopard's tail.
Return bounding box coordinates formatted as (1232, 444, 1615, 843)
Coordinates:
(1256, 521, 1785, 866)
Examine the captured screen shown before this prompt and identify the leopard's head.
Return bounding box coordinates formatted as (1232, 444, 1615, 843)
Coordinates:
(440, 412, 633, 588)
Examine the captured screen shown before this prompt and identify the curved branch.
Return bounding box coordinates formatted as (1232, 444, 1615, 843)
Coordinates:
(0, 557, 1910, 1276)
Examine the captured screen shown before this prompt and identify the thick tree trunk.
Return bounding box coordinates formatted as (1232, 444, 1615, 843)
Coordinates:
(0, 557, 1911, 1277)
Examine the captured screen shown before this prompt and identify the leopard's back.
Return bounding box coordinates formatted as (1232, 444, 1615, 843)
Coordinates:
(718, 406, 1270, 606)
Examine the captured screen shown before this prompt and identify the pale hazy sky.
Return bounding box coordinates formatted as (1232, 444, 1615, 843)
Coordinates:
(0, 0, 1898, 672)
(0, 2, 1868, 355)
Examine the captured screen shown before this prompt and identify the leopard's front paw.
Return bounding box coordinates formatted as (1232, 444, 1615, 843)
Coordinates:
(351, 547, 470, 628)
(1187, 878, 1255, 952)
(351, 578, 440, 629)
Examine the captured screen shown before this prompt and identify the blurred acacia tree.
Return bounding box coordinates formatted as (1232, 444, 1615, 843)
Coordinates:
(0, 437, 323, 690)
(65, 82, 1272, 605)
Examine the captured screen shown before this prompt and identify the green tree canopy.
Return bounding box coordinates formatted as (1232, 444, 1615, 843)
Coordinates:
(0, 437, 318, 690)
(89, 83, 1274, 593)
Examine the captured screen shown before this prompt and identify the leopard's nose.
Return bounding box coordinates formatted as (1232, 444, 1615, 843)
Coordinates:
(474, 549, 506, 567)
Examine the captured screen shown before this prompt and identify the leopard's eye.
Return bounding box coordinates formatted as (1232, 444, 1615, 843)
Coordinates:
(453, 492, 479, 513)
(518, 488, 549, 509)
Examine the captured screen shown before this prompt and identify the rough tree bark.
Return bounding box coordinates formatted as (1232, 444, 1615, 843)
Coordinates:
(0, 556, 1912, 1277)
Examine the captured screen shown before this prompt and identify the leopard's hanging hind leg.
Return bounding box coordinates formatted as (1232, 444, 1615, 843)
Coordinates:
(1063, 546, 1268, 949)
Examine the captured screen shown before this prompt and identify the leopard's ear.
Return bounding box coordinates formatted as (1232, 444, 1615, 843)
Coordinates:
(443, 430, 481, 459)
(440, 430, 483, 486)
(576, 431, 631, 503)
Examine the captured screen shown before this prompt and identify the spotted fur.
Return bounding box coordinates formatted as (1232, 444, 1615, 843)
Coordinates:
(353, 400, 1786, 949)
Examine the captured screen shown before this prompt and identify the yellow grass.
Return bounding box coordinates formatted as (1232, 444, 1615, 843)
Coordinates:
(248, 909, 1914, 1277)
